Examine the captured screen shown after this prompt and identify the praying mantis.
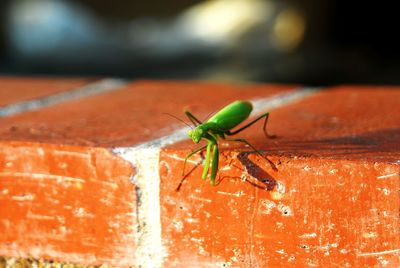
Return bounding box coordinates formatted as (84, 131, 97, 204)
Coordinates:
(182, 100, 275, 185)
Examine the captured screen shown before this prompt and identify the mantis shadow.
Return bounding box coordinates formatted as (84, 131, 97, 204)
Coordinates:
(236, 152, 277, 190)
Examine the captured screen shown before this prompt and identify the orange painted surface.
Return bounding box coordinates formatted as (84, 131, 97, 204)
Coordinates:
(0, 142, 136, 267)
(0, 77, 95, 107)
(161, 86, 400, 267)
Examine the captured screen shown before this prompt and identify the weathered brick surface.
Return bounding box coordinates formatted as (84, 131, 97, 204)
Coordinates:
(0, 142, 136, 267)
(161, 153, 399, 267)
(0, 79, 399, 267)
(161, 86, 400, 267)
(0, 79, 295, 266)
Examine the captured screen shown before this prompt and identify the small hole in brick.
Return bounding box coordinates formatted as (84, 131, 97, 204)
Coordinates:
(277, 204, 292, 216)
(299, 244, 310, 249)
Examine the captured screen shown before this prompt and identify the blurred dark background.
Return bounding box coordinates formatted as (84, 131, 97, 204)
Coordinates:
(0, 0, 398, 85)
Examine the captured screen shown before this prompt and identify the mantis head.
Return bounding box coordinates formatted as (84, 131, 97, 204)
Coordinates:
(188, 127, 204, 143)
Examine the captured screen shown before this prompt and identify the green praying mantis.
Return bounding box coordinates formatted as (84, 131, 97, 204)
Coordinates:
(182, 100, 275, 185)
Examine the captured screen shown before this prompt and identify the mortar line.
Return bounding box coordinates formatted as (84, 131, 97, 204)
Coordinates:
(113, 86, 320, 267)
(0, 78, 128, 117)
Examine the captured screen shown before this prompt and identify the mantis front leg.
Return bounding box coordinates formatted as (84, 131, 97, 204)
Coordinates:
(201, 142, 219, 185)
(210, 143, 219, 185)
(202, 141, 213, 180)
(182, 144, 207, 176)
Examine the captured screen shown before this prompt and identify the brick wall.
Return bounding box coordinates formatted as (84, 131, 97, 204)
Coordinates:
(0, 78, 399, 267)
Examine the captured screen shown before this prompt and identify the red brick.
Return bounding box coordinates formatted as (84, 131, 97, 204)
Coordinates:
(0, 80, 296, 266)
(1, 80, 399, 267)
(160, 86, 400, 267)
(0, 142, 136, 267)
(0, 77, 95, 107)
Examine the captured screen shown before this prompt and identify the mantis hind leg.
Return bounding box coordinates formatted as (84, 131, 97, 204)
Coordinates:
(182, 144, 207, 176)
(184, 110, 203, 126)
(227, 112, 275, 138)
(223, 137, 277, 170)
